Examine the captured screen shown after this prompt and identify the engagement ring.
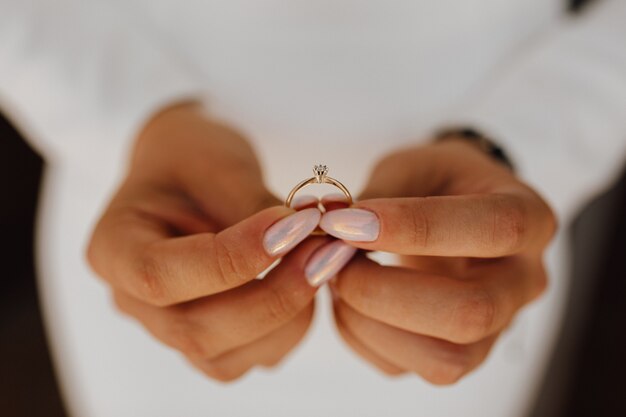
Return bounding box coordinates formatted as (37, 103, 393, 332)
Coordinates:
(285, 164, 353, 208)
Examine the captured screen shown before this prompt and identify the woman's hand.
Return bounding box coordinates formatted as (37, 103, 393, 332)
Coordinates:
(320, 138, 557, 384)
(87, 104, 324, 382)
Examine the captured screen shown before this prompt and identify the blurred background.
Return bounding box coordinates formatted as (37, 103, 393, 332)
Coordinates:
(1, 1, 626, 415)
(1, 113, 625, 417)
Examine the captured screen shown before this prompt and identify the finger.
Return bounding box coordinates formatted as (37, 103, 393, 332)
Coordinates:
(187, 302, 315, 382)
(331, 291, 405, 376)
(100, 185, 220, 235)
(357, 140, 521, 201)
(333, 254, 541, 344)
(90, 202, 321, 306)
(113, 237, 328, 359)
(334, 319, 405, 376)
(334, 300, 498, 385)
(398, 255, 466, 278)
(357, 145, 445, 200)
(320, 193, 350, 211)
(321, 192, 551, 257)
(136, 106, 282, 225)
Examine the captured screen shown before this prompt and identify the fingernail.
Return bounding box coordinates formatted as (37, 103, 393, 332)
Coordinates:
(291, 194, 319, 210)
(305, 240, 357, 287)
(263, 208, 321, 256)
(320, 208, 380, 242)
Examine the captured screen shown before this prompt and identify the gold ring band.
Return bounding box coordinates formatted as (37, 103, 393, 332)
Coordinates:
(285, 164, 353, 208)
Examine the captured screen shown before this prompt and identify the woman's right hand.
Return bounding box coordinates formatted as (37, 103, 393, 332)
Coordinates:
(87, 103, 325, 381)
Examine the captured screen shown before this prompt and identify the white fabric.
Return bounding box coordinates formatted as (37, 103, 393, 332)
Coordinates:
(1, 0, 625, 416)
(452, 0, 626, 220)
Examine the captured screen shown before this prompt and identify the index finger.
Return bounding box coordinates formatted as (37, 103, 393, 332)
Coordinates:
(320, 193, 552, 257)
(88, 203, 321, 306)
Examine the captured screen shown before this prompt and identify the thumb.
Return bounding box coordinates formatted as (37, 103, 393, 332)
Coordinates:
(202, 178, 282, 228)
(141, 104, 282, 226)
(358, 145, 446, 201)
(89, 203, 322, 307)
(181, 155, 281, 227)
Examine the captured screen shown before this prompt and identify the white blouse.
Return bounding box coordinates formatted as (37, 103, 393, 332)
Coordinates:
(1, 1, 625, 416)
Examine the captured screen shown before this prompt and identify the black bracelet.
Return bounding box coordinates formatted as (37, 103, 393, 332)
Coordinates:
(434, 127, 515, 171)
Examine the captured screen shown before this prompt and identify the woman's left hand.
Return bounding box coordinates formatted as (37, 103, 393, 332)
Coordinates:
(320, 138, 557, 384)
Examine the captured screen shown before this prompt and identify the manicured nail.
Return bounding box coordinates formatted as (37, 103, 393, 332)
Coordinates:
(320, 208, 380, 242)
(305, 240, 357, 287)
(263, 208, 321, 256)
(291, 194, 319, 210)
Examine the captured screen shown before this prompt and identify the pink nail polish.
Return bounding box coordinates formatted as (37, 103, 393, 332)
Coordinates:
(263, 208, 321, 256)
(320, 208, 380, 242)
(305, 240, 357, 287)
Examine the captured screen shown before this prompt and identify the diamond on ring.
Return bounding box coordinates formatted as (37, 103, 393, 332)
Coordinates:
(313, 164, 329, 183)
(285, 164, 352, 210)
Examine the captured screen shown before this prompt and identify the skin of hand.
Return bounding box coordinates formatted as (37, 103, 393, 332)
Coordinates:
(86, 103, 329, 382)
(319, 139, 557, 384)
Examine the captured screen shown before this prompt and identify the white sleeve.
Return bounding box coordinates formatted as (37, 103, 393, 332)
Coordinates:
(0, 0, 203, 170)
(449, 0, 626, 221)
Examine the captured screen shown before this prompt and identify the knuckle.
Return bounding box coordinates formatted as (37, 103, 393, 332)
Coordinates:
(166, 321, 207, 358)
(259, 356, 284, 368)
(204, 362, 248, 383)
(451, 287, 497, 343)
(407, 200, 430, 248)
(264, 286, 302, 323)
(85, 224, 112, 280)
(134, 253, 170, 306)
(421, 357, 470, 386)
(337, 267, 373, 307)
(85, 239, 101, 274)
(492, 195, 528, 254)
(213, 237, 246, 288)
